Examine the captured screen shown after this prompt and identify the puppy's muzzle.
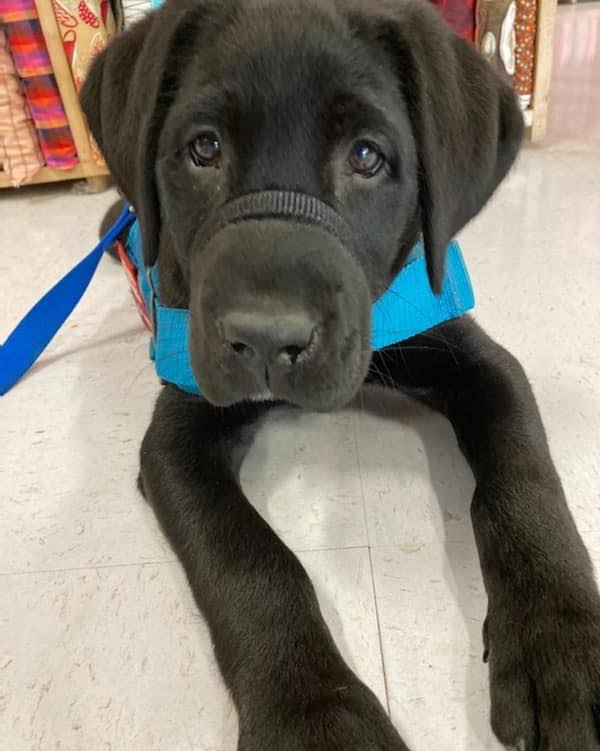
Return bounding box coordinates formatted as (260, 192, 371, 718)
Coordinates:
(189, 190, 372, 409)
(206, 191, 351, 375)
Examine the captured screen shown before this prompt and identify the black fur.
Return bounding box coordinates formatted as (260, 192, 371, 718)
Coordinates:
(81, 1, 600, 748)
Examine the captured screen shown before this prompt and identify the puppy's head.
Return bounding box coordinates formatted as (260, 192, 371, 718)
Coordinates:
(81, 0, 523, 410)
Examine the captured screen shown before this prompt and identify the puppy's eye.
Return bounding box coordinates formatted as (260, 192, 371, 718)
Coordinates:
(349, 141, 384, 177)
(189, 132, 221, 167)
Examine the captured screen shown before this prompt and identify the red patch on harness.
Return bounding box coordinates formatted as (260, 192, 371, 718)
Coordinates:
(115, 240, 152, 331)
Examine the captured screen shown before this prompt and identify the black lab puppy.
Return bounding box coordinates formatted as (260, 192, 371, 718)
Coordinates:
(81, 1, 600, 748)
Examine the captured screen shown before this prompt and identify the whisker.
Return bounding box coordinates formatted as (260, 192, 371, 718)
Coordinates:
(367, 360, 392, 389)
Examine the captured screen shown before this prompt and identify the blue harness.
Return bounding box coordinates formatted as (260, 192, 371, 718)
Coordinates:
(0, 203, 474, 396)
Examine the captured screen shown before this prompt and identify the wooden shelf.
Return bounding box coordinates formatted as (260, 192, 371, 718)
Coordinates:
(0, 162, 110, 189)
(529, 0, 559, 141)
(0, 0, 110, 190)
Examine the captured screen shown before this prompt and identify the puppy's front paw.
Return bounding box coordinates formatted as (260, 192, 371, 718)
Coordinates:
(238, 683, 411, 751)
(485, 604, 600, 750)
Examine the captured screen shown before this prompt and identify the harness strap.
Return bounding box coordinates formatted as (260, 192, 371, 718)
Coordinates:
(196, 189, 357, 251)
(123, 220, 475, 397)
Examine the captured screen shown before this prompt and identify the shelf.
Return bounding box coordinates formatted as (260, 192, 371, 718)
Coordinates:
(530, 0, 559, 140)
(0, 163, 110, 189)
(0, 0, 111, 190)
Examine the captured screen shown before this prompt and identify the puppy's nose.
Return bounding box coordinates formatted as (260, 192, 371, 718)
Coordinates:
(221, 310, 318, 367)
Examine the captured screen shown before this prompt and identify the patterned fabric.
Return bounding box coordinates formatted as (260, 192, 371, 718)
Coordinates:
(52, 0, 116, 164)
(52, 0, 116, 91)
(0, 27, 44, 185)
(1, 0, 78, 169)
(475, 0, 517, 82)
(514, 0, 537, 110)
(432, 0, 477, 41)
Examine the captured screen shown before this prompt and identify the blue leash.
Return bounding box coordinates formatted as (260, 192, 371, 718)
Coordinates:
(0, 204, 135, 395)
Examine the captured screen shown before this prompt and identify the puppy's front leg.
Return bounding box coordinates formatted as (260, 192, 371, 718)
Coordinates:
(369, 318, 600, 751)
(140, 386, 409, 751)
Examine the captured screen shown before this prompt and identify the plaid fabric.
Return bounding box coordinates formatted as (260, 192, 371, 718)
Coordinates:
(20, 73, 70, 127)
(0, 26, 44, 185)
(1, 0, 78, 169)
(0, 0, 41, 21)
(3, 18, 52, 75)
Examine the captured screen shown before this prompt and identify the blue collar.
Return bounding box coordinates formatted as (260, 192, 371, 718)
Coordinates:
(124, 219, 474, 396)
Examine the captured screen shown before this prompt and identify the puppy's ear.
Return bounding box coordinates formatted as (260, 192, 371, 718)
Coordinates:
(359, 1, 524, 292)
(80, 2, 203, 266)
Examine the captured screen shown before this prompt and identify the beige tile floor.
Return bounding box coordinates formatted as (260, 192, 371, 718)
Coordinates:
(1, 5, 599, 749)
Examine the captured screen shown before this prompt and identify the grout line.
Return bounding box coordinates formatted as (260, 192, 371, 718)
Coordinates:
(294, 543, 369, 555)
(351, 407, 393, 716)
(0, 557, 177, 578)
(0, 543, 379, 578)
(366, 545, 392, 716)
(351, 402, 371, 548)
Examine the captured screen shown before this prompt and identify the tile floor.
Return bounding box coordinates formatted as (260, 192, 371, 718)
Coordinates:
(1, 5, 600, 750)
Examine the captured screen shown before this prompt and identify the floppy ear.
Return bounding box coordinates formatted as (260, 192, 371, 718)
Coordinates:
(358, 1, 524, 292)
(80, 1, 205, 266)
